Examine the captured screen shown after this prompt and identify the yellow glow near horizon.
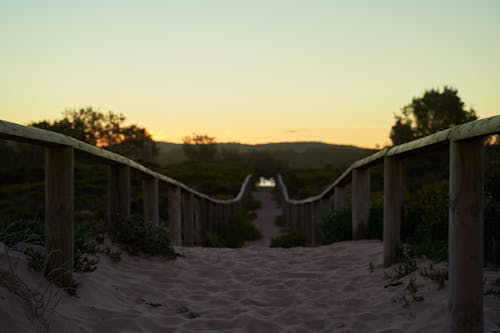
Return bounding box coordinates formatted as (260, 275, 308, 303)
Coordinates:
(1, 1, 499, 148)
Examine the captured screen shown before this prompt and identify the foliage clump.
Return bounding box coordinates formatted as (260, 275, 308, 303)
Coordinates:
(319, 207, 352, 244)
(113, 215, 176, 257)
(390, 86, 477, 145)
(270, 231, 306, 248)
(205, 213, 262, 248)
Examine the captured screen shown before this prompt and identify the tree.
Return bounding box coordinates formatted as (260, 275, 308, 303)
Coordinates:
(390, 86, 477, 145)
(182, 133, 217, 162)
(29, 107, 155, 162)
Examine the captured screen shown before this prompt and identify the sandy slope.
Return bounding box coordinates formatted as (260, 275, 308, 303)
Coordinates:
(1, 190, 499, 332)
(2, 240, 500, 333)
(245, 190, 285, 248)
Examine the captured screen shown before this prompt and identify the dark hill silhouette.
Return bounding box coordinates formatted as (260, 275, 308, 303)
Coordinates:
(156, 141, 376, 169)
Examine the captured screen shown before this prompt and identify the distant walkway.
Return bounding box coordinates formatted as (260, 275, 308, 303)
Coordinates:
(245, 189, 285, 248)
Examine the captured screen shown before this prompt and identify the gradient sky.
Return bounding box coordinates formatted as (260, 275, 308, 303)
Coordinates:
(1, 1, 499, 148)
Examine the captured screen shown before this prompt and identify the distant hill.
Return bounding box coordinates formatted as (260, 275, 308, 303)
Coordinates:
(156, 141, 376, 170)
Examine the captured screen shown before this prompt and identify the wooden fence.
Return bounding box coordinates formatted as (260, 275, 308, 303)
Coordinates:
(0, 120, 252, 287)
(276, 115, 500, 333)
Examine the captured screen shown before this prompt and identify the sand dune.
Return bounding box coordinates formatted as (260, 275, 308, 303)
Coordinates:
(2, 240, 500, 332)
(2, 190, 499, 332)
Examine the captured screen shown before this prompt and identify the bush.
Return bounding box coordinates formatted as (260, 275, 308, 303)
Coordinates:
(320, 207, 352, 244)
(113, 215, 177, 257)
(270, 231, 306, 248)
(403, 181, 449, 261)
(274, 215, 287, 228)
(205, 213, 262, 248)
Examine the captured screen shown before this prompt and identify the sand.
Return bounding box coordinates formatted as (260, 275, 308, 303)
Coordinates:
(1, 190, 499, 332)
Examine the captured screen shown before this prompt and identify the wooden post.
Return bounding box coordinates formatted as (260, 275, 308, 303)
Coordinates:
(283, 200, 290, 227)
(142, 177, 159, 225)
(182, 192, 195, 246)
(301, 203, 313, 246)
(383, 156, 405, 266)
(108, 164, 131, 227)
(334, 186, 346, 211)
(297, 204, 305, 235)
(320, 196, 331, 220)
(449, 138, 484, 333)
(290, 203, 298, 231)
(205, 201, 214, 234)
(352, 168, 370, 240)
(45, 146, 74, 287)
(168, 186, 182, 246)
(215, 204, 224, 224)
(311, 202, 320, 246)
(195, 198, 205, 246)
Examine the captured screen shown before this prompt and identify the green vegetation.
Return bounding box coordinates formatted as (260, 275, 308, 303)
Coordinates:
(419, 263, 448, 290)
(319, 207, 352, 244)
(270, 231, 306, 248)
(390, 86, 477, 145)
(205, 213, 262, 248)
(113, 215, 176, 257)
(159, 161, 252, 199)
(274, 215, 287, 228)
(0, 215, 176, 295)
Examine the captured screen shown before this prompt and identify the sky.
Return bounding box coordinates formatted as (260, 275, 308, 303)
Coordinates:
(1, 1, 499, 148)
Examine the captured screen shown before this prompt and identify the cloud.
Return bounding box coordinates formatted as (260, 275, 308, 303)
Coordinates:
(285, 129, 309, 134)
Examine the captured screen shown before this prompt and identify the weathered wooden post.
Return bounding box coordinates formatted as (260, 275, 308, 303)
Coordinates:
(297, 204, 305, 235)
(383, 156, 405, 266)
(290, 203, 298, 231)
(45, 146, 74, 287)
(142, 177, 159, 225)
(352, 168, 370, 240)
(168, 186, 182, 246)
(195, 198, 205, 246)
(205, 201, 215, 234)
(215, 204, 224, 224)
(320, 196, 331, 220)
(334, 186, 346, 211)
(182, 191, 195, 246)
(304, 204, 312, 245)
(311, 201, 320, 246)
(449, 138, 484, 333)
(108, 164, 131, 227)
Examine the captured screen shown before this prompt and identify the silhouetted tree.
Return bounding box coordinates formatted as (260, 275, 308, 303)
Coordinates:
(29, 107, 155, 162)
(390, 86, 477, 145)
(182, 133, 217, 162)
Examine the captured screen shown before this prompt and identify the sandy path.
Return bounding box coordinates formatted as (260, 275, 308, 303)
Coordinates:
(2, 240, 500, 332)
(245, 189, 286, 248)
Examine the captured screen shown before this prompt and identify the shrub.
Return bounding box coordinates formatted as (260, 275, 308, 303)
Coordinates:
(206, 213, 262, 248)
(270, 231, 306, 248)
(403, 181, 449, 261)
(274, 215, 287, 228)
(319, 207, 352, 244)
(113, 215, 177, 257)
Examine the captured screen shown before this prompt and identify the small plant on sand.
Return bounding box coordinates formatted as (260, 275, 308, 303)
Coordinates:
(368, 261, 374, 273)
(113, 215, 177, 257)
(392, 278, 424, 309)
(245, 195, 262, 211)
(319, 207, 352, 245)
(205, 213, 262, 248)
(419, 263, 448, 290)
(392, 245, 418, 280)
(484, 277, 500, 297)
(270, 231, 306, 248)
(274, 215, 287, 229)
